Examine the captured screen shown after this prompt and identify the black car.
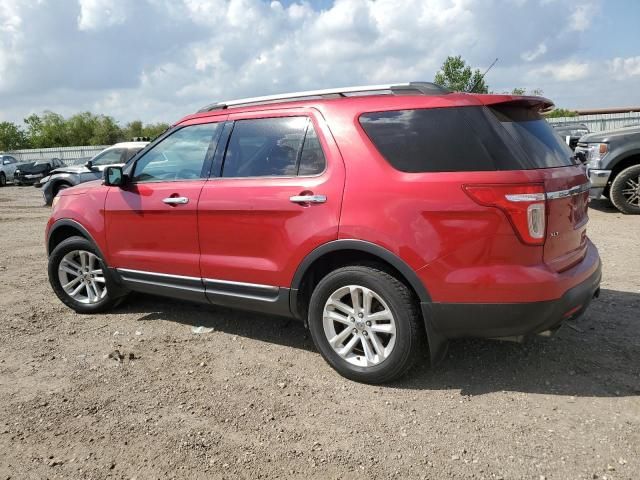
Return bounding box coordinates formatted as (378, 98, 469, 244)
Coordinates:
(552, 122, 590, 150)
(14, 158, 65, 186)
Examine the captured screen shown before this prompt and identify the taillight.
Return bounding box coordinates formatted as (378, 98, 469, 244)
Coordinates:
(464, 184, 546, 245)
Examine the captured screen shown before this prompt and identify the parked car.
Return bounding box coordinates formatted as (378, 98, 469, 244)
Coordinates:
(45, 82, 601, 383)
(14, 158, 65, 186)
(0, 155, 19, 186)
(39, 142, 149, 205)
(575, 125, 640, 214)
(552, 122, 590, 150)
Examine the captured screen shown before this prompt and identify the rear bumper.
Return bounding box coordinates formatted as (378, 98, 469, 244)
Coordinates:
(425, 251, 602, 339)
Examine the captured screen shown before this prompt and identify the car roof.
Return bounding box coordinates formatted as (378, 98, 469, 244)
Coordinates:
(176, 82, 554, 126)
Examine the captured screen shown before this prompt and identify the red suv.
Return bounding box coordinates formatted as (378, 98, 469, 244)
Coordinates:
(46, 82, 601, 383)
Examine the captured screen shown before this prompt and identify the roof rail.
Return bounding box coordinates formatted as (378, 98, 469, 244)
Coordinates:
(196, 81, 450, 113)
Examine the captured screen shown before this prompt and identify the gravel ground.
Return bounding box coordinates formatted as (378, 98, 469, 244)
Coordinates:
(0, 185, 638, 480)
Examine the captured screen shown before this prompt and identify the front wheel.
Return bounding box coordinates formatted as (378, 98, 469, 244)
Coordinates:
(48, 236, 124, 313)
(0, 173, 5, 187)
(610, 164, 640, 214)
(308, 265, 425, 384)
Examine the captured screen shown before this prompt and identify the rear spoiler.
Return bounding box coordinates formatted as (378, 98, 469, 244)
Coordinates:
(474, 94, 555, 113)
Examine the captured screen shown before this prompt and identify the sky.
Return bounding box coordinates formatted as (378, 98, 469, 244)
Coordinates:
(1, 0, 639, 125)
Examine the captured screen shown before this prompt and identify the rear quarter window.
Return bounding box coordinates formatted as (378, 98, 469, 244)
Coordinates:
(359, 106, 575, 173)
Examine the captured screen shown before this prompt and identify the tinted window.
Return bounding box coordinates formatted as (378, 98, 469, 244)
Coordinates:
(125, 147, 144, 161)
(298, 123, 326, 175)
(93, 149, 125, 166)
(490, 105, 575, 168)
(360, 106, 574, 173)
(222, 117, 308, 177)
(133, 123, 220, 183)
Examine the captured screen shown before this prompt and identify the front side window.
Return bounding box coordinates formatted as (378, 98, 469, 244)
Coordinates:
(93, 149, 125, 166)
(133, 123, 221, 183)
(222, 117, 315, 177)
(298, 124, 326, 175)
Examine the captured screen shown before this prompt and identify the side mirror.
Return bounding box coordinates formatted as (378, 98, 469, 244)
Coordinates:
(85, 160, 97, 171)
(575, 151, 586, 164)
(104, 166, 125, 187)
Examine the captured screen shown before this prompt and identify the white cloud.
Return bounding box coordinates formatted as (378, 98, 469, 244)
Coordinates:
(521, 43, 547, 62)
(77, 0, 130, 30)
(609, 56, 640, 78)
(569, 3, 597, 32)
(532, 61, 591, 82)
(0, 0, 635, 124)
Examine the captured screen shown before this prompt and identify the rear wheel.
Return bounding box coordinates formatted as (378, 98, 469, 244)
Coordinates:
(610, 164, 640, 214)
(0, 173, 5, 187)
(48, 236, 124, 313)
(308, 265, 425, 384)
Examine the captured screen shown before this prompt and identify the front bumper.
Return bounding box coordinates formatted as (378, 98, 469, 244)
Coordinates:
(15, 173, 45, 185)
(587, 169, 611, 199)
(425, 256, 602, 339)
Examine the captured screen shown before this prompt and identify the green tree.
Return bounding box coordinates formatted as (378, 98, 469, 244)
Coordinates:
(0, 121, 29, 151)
(434, 55, 489, 93)
(510, 87, 544, 96)
(123, 120, 144, 140)
(545, 108, 578, 118)
(66, 112, 100, 146)
(90, 115, 123, 145)
(142, 122, 170, 140)
(18, 111, 169, 148)
(24, 111, 69, 148)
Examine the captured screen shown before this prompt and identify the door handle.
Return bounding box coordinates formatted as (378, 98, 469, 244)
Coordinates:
(289, 194, 327, 204)
(162, 196, 189, 205)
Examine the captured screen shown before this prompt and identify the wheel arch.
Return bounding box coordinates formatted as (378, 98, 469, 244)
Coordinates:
(290, 240, 431, 320)
(290, 239, 448, 364)
(609, 151, 640, 182)
(47, 219, 105, 260)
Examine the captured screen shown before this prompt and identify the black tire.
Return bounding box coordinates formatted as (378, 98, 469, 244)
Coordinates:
(53, 182, 71, 197)
(0, 173, 5, 187)
(48, 236, 124, 313)
(610, 164, 640, 214)
(308, 265, 425, 384)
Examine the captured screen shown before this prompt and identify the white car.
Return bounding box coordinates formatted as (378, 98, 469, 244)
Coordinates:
(0, 155, 19, 186)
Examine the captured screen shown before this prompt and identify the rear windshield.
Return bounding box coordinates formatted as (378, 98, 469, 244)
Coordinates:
(359, 106, 575, 173)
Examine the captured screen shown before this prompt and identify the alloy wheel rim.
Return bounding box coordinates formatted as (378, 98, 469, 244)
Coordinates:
(621, 175, 640, 207)
(322, 285, 397, 367)
(57, 250, 107, 304)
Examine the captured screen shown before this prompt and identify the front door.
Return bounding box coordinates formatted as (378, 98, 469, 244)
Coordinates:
(197, 109, 345, 306)
(104, 119, 226, 282)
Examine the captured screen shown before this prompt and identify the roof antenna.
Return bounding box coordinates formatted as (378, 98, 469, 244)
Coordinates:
(468, 57, 498, 93)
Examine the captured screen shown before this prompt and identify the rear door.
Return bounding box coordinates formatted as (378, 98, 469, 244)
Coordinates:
(487, 103, 590, 271)
(104, 119, 226, 278)
(197, 108, 345, 298)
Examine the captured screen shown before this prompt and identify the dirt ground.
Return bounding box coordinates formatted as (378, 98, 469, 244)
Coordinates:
(0, 185, 638, 480)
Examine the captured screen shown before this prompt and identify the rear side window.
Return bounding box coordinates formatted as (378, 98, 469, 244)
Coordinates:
(222, 117, 325, 177)
(489, 105, 575, 168)
(359, 106, 574, 172)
